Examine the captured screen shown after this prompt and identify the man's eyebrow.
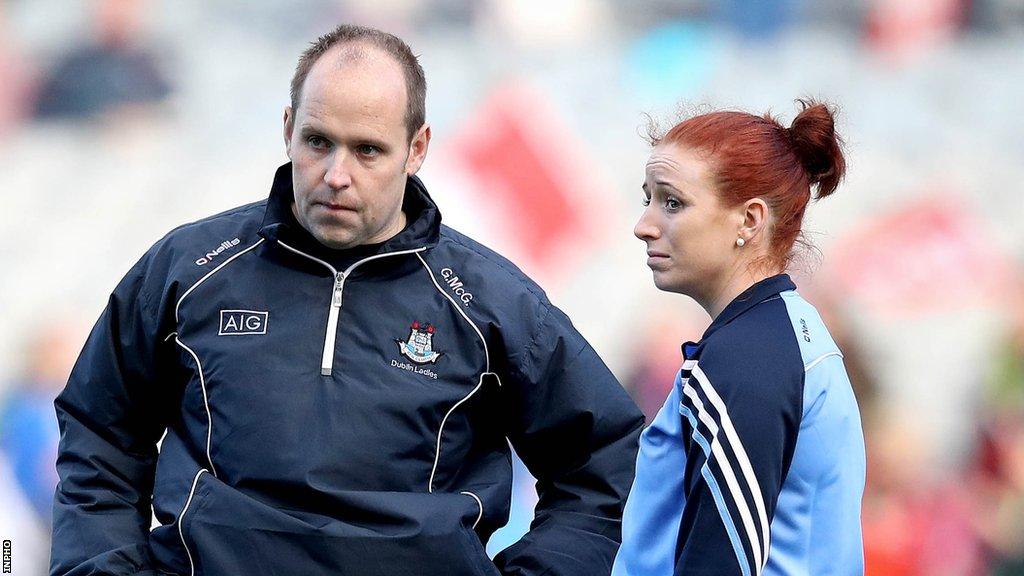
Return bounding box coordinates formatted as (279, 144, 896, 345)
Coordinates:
(295, 125, 389, 147)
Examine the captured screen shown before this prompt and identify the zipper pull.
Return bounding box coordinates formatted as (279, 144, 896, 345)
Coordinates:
(332, 272, 345, 306)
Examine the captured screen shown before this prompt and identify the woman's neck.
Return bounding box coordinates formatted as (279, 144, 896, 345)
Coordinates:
(701, 264, 781, 320)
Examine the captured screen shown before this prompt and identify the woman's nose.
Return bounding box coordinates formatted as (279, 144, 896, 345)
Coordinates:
(634, 211, 660, 241)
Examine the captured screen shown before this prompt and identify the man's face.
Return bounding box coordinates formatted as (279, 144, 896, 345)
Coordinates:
(284, 44, 430, 249)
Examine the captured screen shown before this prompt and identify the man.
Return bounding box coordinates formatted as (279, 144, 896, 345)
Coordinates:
(50, 25, 644, 576)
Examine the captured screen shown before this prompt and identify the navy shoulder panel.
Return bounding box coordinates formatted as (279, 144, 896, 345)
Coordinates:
(159, 200, 266, 251)
(434, 225, 549, 306)
(151, 200, 265, 268)
(699, 295, 806, 403)
(125, 200, 268, 323)
(425, 225, 571, 383)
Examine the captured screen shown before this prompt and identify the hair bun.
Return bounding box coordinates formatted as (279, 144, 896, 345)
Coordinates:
(788, 99, 846, 199)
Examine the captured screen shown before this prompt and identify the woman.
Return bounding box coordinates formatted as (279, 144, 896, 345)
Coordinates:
(613, 101, 866, 576)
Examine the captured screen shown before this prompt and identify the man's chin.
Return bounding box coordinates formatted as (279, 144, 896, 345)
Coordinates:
(309, 228, 362, 250)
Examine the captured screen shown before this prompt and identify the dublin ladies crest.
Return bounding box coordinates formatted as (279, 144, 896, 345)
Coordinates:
(396, 321, 443, 364)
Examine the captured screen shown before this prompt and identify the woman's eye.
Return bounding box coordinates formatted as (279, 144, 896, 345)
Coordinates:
(665, 197, 682, 210)
(641, 196, 651, 207)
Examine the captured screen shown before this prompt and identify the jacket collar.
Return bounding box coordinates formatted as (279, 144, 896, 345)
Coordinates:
(683, 273, 796, 359)
(258, 163, 442, 263)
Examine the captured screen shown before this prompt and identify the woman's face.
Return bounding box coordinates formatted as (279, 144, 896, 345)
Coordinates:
(635, 143, 744, 299)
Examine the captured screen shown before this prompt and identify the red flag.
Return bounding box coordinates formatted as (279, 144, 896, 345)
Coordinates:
(446, 84, 602, 278)
(865, 0, 968, 58)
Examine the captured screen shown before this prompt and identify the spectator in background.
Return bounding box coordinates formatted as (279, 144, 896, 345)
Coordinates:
(33, 0, 171, 121)
(0, 1, 36, 136)
(0, 321, 85, 523)
(976, 280, 1024, 574)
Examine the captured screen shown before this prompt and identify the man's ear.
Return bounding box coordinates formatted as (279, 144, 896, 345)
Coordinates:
(283, 106, 294, 159)
(405, 123, 431, 176)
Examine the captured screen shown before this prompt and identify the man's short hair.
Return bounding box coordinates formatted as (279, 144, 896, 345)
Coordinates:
(290, 24, 426, 141)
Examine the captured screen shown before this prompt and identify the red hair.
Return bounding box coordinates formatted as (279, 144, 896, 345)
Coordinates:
(655, 100, 846, 269)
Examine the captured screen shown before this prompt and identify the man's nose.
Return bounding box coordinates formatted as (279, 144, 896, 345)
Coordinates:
(324, 154, 353, 190)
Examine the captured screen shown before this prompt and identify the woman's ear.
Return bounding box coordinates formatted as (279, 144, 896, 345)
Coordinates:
(738, 198, 769, 245)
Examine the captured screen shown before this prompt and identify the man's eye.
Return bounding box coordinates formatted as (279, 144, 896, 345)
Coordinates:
(307, 136, 329, 149)
(357, 144, 380, 156)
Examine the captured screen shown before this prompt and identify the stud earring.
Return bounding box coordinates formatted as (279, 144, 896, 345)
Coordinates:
(736, 237, 746, 247)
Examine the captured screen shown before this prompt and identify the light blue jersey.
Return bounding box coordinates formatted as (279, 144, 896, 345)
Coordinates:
(613, 275, 865, 576)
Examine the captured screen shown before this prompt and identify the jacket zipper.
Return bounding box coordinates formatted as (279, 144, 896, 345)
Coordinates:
(322, 271, 346, 375)
(276, 241, 426, 376)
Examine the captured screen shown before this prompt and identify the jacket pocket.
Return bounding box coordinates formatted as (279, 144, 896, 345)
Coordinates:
(456, 490, 502, 576)
(179, 473, 499, 576)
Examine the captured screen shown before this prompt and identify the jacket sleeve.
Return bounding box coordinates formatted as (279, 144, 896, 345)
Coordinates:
(672, 345, 802, 576)
(493, 302, 645, 576)
(50, 250, 180, 576)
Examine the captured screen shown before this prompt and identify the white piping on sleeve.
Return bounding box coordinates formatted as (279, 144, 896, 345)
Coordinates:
(416, 252, 502, 493)
(460, 490, 484, 530)
(415, 253, 491, 373)
(691, 364, 771, 573)
(681, 381, 764, 573)
(170, 239, 262, 472)
(175, 238, 265, 324)
(804, 351, 843, 372)
(174, 337, 218, 477)
(178, 468, 208, 576)
(428, 373, 489, 493)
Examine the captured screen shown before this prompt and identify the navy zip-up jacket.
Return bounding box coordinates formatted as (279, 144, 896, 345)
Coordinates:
(51, 164, 645, 576)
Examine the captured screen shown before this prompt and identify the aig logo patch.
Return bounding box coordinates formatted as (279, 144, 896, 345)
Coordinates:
(219, 310, 268, 335)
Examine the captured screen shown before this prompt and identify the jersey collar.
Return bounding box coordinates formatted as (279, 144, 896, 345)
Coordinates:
(685, 274, 797, 356)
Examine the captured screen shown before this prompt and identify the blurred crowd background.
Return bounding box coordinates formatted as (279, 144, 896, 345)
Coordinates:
(1, 0, 1023, 574)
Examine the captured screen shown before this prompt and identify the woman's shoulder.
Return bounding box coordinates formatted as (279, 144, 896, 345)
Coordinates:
(700, 290, 841, 368)
(687, 291, 826, 403)
(689, 289, 849, 422)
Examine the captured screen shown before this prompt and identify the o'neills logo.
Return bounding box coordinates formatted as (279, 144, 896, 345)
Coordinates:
(195, 238, 241, 266)
(440, 267, 473, 306)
